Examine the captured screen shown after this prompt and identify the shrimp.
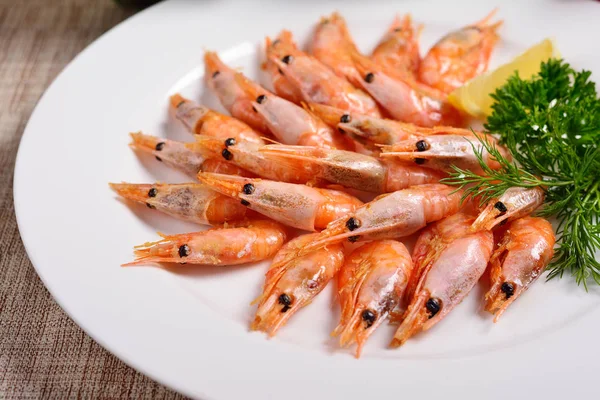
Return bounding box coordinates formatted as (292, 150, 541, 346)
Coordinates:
(123, 219, 287, 267)
(109, 182, 250, 225)
(390, 213, 494, 347)
(266, 30, 381, 117)
(169, 94, 264, 144)
(333, 240, 413, 358)
(264, 31, 304, 104)
(485, 217, 555, 322)
(129, 132, 253, 178)
(379, 133, 512, 174)
(260, 144, 444, 193)
(196, 173, 363, 231)
(274, 184, 463, 270)
(251, 233, 345, 336)
(350, 51, 463, 127)
(418, 10, 503, 94)
(309, 12, 363, 87)
(307, 102, 426, 147)
(204, 51, 270, 134)
(233, 72, 353, 150)
(472, 186, 546, 231)
(191, 135, 315, 184)
(371, 14, 423, 81)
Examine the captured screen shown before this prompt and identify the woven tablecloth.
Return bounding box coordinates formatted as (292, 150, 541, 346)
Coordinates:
(0, 1, 185, 398)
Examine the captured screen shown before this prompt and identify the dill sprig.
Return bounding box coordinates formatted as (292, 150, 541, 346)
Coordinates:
(443, 59, 600, 287)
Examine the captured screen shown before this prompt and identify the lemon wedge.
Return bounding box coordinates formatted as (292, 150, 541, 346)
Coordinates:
(448, 38, 560, 119)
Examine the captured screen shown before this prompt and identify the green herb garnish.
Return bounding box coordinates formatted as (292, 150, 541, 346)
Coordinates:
(444, 59, 600, 287)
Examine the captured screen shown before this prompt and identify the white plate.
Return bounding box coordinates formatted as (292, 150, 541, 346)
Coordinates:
(14, 0, 600, 399)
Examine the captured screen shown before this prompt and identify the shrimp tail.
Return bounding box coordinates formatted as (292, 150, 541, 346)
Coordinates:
(389, 290, 429, 348)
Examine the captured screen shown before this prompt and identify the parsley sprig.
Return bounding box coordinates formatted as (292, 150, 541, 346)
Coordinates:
(443, 59, 600, 287)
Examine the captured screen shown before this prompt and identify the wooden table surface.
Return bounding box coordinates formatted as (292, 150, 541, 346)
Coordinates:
(0, 1, 185, 398)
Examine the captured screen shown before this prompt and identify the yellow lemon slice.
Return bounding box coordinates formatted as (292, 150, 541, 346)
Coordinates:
(448, 38, 560, 119)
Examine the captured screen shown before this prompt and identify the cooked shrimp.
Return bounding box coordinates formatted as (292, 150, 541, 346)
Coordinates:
(371, 14, 422, 81)
(418, 10, 503, 94)
(109, 182, 250, 225)
(169, 94, 264, 144)
(233, 72, 353, 149)
(191, 135, 315, 184)
(129, 132, 253, 178)
(264, 31, 304, 104)
(196, 173, 363, 231)
(472, 186, 546, 231)
(260, 144, 444, 193)
(307, 102, 430, 147)
(124, 219, 287, 266)
(350, 51, 463, 127)
(274, 184, 463, 269)
(266, 30, 381, 117)
(333, 240, 413, 358)
(309, 12, 363, 87)
(251, 233, 345, 336)
(380, 133, 512, 174)
(390, 213, 494, 347)
(485, 217, 555, 322)
(204, 51, 270, 134)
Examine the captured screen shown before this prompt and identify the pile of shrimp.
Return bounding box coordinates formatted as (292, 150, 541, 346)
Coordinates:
(111, 10, 556, 358)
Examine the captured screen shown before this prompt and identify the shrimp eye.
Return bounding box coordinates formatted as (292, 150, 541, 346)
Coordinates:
(212, 70, 220, 79)
(256, 95, 267, 104)
(425, 298, 441, 318)
(494, 201, 508, 214)
(221, 148, 233, 160)
(501, 282, 515, 299)
(348, 235, 360, 243)
(394, 27, 403, 32)
(278, 293, 292, 312)
(146, 203, 156, 209)
(414, 158, 426, 165)
(240, 199, 250, 206)
(361, 309, 377, 328)
(345, 217, 361, 231)
(340, 114, 351, 123)
(155, 142, 165, 151)
(224, 138, 236, 147)
(178, 244, 191, 258)
(416, 140, 429, 152)
(148, 188, 158, 198)
(281, 55, 293, 64)
(364, 73, 375, 83)
(243, 183, 255, 195)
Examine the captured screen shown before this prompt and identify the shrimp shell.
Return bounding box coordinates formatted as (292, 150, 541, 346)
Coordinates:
(485, 217, 555, 322)
(196, 173, 363, 231)
(169, 94, 264, 145)
(124, 220, 287, 267)
(334, 240, 413, 358)
(251, 233, 345, 336)
(109, 182, 250, 226)
(390, 213, 494, 347)
(472, 186, 546, 231)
